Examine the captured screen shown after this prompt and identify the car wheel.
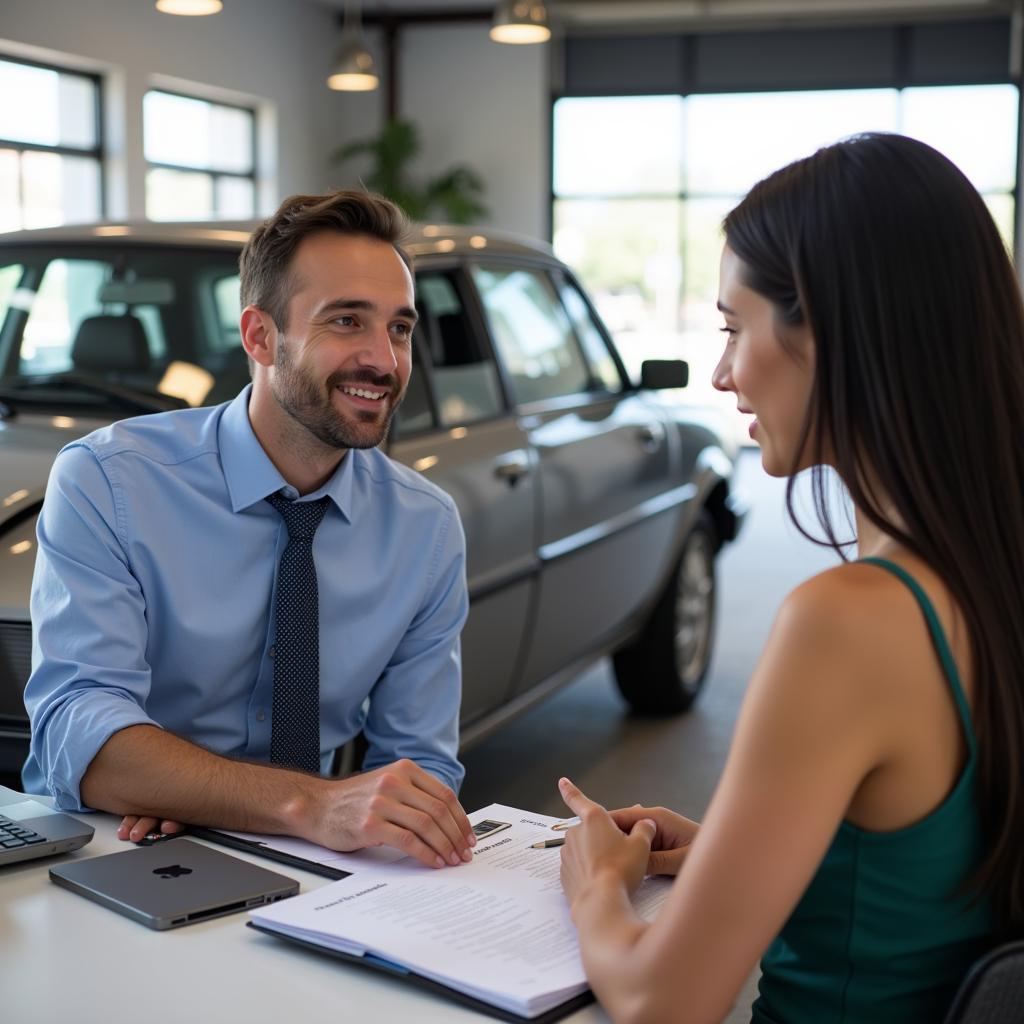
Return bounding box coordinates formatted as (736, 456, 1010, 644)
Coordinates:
(612, 513, 717, 714)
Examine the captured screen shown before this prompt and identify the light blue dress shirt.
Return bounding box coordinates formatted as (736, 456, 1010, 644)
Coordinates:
(23, 386, 468, 809)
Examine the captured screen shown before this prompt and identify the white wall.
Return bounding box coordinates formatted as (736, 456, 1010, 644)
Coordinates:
(0, 1, 551, 236)
(330, 23, 551, 241)
(0, 0, 352, 217)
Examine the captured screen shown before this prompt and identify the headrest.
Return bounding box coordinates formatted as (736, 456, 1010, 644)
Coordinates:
(71, 315, 151, 374)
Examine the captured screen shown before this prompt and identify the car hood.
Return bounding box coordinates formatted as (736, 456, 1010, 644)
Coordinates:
(0, 411, 112, 528)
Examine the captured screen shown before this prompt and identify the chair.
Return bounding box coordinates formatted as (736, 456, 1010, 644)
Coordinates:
(943, 940, 1024, 1023)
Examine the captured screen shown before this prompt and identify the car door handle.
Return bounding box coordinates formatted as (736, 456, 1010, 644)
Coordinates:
(637, 422, 666, 451)
(494, 452, 532, 486)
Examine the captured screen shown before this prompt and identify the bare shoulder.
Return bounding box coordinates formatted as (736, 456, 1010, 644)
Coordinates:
(763, 560, 934, 706)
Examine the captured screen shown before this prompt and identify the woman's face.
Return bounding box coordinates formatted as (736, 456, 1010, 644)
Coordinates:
(713, 245, 816, 477)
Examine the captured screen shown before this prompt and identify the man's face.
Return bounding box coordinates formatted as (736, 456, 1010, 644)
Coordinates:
(269, 232, 416, 450)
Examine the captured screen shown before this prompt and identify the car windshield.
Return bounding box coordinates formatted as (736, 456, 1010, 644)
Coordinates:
(0, 242, 248, 413)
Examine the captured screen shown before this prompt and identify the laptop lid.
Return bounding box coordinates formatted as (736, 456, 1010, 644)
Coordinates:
(49, 837, 299, 929)
(0, 785, 94, 867)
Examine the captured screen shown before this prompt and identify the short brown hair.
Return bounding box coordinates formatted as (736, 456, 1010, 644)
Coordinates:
(239, 189, 410, 330)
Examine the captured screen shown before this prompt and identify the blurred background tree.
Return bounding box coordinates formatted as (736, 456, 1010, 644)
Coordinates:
(334, 119, 488, 223)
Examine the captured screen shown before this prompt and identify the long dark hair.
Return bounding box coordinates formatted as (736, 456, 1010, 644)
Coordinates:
(724, 132, 1024, 932)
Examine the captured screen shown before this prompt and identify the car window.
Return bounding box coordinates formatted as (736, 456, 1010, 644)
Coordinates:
(0, 245, 247, 409)
(213, 274, 243, 351)
(394, 340, 435, 437)
(416, 271, 503, 427)
(556, 274, 623, 393)
(471, 265, 591, 405)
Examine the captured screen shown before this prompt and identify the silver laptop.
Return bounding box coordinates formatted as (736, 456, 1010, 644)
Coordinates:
(0, 785, 94, 866)
(49, 837, 299, 929)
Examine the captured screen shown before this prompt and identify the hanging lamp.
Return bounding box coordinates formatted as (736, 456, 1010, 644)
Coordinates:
(328, 1, 379, 92)
(155, 0, 223, 15)
(490, 0, 551, 44)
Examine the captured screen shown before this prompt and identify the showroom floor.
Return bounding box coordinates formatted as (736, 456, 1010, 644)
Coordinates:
(460, 449, 842, 1022)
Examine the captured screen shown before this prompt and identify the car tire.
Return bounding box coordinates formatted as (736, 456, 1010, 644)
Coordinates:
(612, 513, 717, 715)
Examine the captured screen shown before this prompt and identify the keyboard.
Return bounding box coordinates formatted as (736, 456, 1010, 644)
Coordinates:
(0, 813, 48, 849)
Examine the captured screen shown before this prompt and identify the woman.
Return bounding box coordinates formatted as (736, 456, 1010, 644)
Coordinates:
(558, 133, 1024, 1024)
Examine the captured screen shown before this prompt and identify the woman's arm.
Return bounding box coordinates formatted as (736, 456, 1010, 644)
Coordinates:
(561, 569, 899, 1024)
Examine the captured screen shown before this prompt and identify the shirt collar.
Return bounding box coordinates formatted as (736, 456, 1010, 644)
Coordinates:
(218, 384, 355, 520)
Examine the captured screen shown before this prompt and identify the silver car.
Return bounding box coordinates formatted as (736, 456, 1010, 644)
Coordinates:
(0, 223, 744, 774)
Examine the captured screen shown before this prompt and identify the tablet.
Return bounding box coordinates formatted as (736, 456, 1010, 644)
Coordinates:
(49, 838, 298, 930)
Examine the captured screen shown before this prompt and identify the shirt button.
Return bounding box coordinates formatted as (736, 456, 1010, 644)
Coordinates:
(256, 709, 266, 722)
(268, 646, 276, 658)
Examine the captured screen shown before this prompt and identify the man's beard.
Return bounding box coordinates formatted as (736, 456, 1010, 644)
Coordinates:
(271, 336, 405, 450)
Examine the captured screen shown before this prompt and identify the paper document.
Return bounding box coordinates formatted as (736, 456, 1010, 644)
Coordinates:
(250, 803, 672, 1019)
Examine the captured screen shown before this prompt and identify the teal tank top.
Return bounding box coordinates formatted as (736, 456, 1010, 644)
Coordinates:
(752, 558, 992, 1024)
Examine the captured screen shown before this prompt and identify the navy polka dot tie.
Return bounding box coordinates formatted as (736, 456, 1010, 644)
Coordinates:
(266, 492, 331, 774)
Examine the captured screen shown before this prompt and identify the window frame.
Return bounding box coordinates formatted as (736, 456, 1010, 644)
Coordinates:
(0, 53, 105, 225)
(143, 87, 258, 220)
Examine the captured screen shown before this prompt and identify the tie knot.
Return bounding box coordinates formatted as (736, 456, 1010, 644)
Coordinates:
(266, 492, 330, 541)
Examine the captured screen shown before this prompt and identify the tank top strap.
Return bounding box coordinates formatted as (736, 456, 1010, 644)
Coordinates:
(859, 557, 976, 757)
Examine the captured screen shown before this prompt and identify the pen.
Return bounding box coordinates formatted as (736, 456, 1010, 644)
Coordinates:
(551, 818, 580, 832)
(529, 837, 566, 849)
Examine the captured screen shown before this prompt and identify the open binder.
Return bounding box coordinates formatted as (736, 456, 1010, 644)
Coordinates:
(245, 803, 671, 1022)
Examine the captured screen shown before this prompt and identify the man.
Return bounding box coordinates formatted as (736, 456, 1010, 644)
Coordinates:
(23, 190, 476, 869)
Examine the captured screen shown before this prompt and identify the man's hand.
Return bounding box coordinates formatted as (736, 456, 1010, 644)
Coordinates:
(117, 815, 185, 843)
(306, 759, 476, 869)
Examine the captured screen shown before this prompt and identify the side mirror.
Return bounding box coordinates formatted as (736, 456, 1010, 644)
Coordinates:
(640, 359, 689, 390)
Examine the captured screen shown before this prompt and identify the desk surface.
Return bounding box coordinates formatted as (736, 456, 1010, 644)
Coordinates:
(2, 801, 610, 1024)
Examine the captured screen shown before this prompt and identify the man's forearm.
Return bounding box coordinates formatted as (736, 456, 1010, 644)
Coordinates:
(79, 724, 318, 836)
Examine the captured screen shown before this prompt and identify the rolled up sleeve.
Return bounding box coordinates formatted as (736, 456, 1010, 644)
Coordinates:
(361, 499, 468, 793)
(24, 444, 159, 810)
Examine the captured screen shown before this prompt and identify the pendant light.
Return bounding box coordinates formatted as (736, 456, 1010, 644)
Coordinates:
(155, 0, 223, 14)
(490, 0, 551, 44)
(328, 1, 379, 92)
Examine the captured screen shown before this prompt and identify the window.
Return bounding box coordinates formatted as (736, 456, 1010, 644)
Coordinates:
(393, 270, 504, 438)
(553, 84, 1020, 426)
(0, 57, 102, 231)
(144, 90, 256, 220)
(472, 265, 591, 405)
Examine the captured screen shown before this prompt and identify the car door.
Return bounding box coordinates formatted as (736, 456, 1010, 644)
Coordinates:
(388, 264, 538, 727)
(469, 261, 681, 695)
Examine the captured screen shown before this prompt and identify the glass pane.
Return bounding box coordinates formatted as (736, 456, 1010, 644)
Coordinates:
(983, 193, 1015, 253)
(901, 85, 1019, 194)
(394, 344, 435, 437)
(472, 266, 590, 405)
(211, 106, 255, 174)
(556, 276, 622, 392)
(0, 149, 21, 232)
(553, 197, 682, 383)
(0, 263, 24, 326)
(215, 176, 255, 218)
(145, 91, 254, 174)
(146, 167, 214, 220)
(21, 259, 109, 375)
(686, 89, 899, 196)
(554, 96, 683, 196)
(417, 272, 502, 426)
(213, 275, 243, 348)
(22, 152, 101, 229)
(0, 59, 98, 150)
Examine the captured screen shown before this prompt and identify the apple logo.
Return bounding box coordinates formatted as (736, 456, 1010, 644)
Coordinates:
(153, 864, 193, 879)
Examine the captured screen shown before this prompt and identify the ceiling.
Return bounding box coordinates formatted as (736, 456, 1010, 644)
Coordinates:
(314, 0, 1013, 26)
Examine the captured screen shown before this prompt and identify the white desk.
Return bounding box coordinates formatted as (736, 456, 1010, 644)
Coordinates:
(2, 803, 610, 1024)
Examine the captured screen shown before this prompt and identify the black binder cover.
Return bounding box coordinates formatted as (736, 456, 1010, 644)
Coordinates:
(247, 920, 596, 1023)
(188, 825, 351, 880)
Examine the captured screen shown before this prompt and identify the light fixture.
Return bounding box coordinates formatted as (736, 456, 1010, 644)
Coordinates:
(155, 0, 223, 14)
(490, 0, 551, 44)
(328, 1, 379, 92)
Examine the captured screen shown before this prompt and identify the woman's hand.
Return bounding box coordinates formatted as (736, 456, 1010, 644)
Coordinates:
(608, 804, 699, 876)
(558, 777, 656, 909)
